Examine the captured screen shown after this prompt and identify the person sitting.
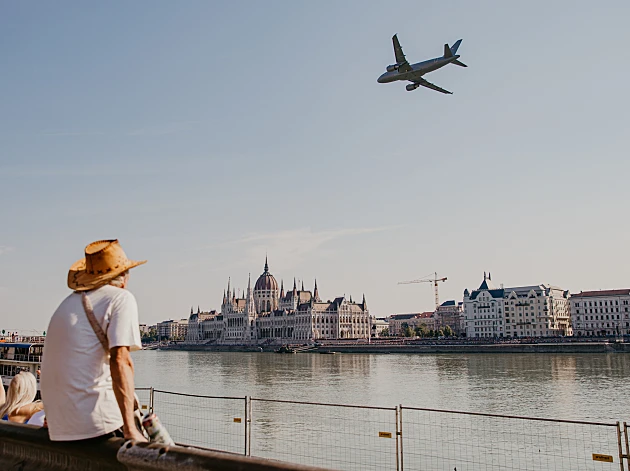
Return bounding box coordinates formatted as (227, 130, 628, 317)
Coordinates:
(0, 371, 44, 424)
(41, 240, 147, 442)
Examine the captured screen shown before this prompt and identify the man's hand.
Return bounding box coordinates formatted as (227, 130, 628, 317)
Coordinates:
(125, 428, 148, 442)
(110, 346, 147, 443)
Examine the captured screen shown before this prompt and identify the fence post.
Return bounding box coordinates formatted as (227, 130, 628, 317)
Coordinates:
(244, 396, 249, 456)
(623, 422, 630, 471)
(149, 387, 154, 414)
(617, 422, 624, 471)
(248, 397, 253, 456)
(397, 405, 402, 471)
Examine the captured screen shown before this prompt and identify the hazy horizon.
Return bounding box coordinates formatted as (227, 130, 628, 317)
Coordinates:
(2, 1, 629, 332)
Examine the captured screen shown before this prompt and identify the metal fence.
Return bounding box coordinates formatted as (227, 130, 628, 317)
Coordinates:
(400, 406, 622, 471)
(138, 387, 630, 471)
(249, 398, 398, 471)
(152, 389, 247, 454)
(135, 387, 152, 415)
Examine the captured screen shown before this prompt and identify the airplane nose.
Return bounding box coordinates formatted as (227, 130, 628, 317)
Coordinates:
(377, 74, 385, 83)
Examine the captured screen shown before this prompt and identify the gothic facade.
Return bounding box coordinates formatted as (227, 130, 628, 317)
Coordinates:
(185, 258, 371, 345)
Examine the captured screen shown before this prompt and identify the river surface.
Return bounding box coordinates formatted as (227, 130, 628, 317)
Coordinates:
(132, 351, 630, 470)
(133, 350, 628, 422)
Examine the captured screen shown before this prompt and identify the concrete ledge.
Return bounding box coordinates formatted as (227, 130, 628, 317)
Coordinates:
(118, 442, 333, 471)
(0, 422, 334, 471)
(0, 421, 126, 471)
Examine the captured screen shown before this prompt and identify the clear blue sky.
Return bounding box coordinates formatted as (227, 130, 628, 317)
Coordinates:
(1, 1, 629, 332)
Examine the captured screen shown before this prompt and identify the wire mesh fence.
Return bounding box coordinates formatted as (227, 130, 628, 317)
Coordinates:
(249, 398, 399, 471)
(400, 406, 623, 471)
(137, 387, 629, 471)
(135, 387, 152, 415)
(151, 389, 247, 454)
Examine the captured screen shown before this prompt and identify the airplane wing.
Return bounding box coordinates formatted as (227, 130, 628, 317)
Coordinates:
(392, 34, 412, 72)
(414, 77, 453, 94)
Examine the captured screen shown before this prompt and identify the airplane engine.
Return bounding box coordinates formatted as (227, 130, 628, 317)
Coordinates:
(406, 83, 418, 91)
(386, 64, 398, 72)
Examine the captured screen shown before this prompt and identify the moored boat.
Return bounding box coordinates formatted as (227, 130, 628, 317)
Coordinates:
(0, 342, 43, 391)
(275, 345, 296, 354)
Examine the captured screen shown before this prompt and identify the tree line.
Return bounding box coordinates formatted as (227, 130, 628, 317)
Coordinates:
(398, 322, 454, 338)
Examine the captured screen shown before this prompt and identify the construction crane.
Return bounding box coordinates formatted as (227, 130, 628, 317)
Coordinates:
(398, 272, 447, 310)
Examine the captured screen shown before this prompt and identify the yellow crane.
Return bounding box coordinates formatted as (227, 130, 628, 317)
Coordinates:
(398, 272, 447, 310)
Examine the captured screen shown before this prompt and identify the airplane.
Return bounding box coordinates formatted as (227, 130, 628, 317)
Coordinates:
(377, 34, 467, 93)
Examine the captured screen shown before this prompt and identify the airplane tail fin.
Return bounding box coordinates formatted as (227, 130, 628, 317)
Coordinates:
(445, 39, 466, 66)
(450, 39, 462, 55)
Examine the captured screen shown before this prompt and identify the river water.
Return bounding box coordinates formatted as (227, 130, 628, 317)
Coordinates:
(133, 350, 629, 421)
(132, 351, 630, 470)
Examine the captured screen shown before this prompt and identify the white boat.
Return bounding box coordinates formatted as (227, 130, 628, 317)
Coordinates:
(0, 342, 43, 391)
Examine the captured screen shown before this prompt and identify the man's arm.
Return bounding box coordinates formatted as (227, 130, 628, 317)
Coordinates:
(110, 346, 146, 441)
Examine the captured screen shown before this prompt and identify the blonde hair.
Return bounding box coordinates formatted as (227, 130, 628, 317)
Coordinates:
(108, 271, 129, 288)
(0, 379, 5, 408)
(0, 371, 37, 419)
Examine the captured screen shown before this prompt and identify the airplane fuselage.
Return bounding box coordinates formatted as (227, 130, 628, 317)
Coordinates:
(377, 55, 460, 84)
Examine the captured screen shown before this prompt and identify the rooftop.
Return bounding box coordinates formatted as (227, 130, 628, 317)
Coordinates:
(571, 289, 630, 298)
(390, 312, 434, 320)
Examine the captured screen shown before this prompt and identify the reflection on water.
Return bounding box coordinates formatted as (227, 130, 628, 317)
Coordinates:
(132, 351, 630, 422)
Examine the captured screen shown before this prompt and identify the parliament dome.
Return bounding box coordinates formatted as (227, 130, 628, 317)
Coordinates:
(254, 258, 278, 292)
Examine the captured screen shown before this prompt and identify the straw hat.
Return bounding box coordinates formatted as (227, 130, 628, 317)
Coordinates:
(68, 239, 146, 291)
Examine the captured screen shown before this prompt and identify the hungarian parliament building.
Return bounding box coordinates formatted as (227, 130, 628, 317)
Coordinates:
(185, 258, 371, 345)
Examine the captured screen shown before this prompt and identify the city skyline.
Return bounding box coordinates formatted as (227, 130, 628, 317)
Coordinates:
(2, 1, 629, 331)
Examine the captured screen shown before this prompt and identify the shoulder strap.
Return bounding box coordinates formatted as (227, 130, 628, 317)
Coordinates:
(81, 293, 109, 354)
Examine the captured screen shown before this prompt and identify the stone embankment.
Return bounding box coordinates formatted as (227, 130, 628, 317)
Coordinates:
(160, 341, 630, 354)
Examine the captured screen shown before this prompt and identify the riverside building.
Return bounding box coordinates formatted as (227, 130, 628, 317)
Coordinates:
(388, 312, 435, 335)
(185, 258, 371, 345)
(570, 289, 630, 337)
(463, 273, 571, 338)
(434, 300, 465, 335)
(157, 319, 189, 341)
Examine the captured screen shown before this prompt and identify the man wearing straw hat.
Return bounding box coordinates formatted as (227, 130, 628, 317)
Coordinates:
(41, 240, 148, 442)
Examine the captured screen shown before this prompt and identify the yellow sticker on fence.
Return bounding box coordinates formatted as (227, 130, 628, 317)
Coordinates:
(378, 432, 392, 438)
(592, 454, 613, 463)
(233, 418, 242, 423)
(141, 405, 148, 410)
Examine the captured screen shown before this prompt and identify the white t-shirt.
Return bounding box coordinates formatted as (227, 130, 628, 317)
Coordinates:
(41, 285, 142, 441)
(27, 409, 46, 427)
